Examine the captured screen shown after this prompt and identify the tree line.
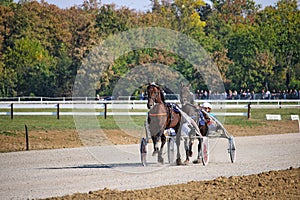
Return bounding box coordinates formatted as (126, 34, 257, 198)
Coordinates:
(0, 0, 299, 97)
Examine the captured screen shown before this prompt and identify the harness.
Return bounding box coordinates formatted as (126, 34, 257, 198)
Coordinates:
(148, 113, 167, 116)
(166, 103, 180, 113)
(147, 83, 164, 104)
(148, 103, 180, 129)
(166, 103, 181, 128)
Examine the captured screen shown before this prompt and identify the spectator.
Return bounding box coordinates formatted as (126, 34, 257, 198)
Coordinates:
(195, 90, 200, 99)
(271, 89, 277, 99)
(139, 91, 144, 100)
(246, 89, 251, 99)
(233, 90, 238, 99)
(223, 91, 227, 100)
(227, 90, 233, 100)
(292, 89, 298, 99)
(261, 89, 265, 99)
(208, 90, 212, 100)
(251, 91, 255, 100)
(288, 89, 293, 99)
(192, 87, 299, 100)
(238, 89, 243, 99)
(283, 90, 287, 99)
(278, 90, 283, 99)
(203, 90, 208, 100)
(265, 89, 273, 99)
(266, 89, 271, 99)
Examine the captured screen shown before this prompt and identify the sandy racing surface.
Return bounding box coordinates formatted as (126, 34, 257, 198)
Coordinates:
(0, 133, 299, 199)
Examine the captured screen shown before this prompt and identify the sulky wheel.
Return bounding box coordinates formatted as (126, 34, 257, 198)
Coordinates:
(201, 137, 209, 166)
(140, 138, 147, 166)
(228, 136, 236, 163)
(167, 136, 176, 164)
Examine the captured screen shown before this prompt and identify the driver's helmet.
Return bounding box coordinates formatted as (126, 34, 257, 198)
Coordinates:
(202, 102, 212, 109)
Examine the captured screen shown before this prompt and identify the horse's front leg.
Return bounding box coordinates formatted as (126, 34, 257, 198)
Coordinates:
(157, 134, 166, 164)
(188, 138, 194, 157)
(183, 137, 191, 164)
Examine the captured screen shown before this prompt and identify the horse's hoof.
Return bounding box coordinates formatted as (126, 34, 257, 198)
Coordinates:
(152, 150, 158, 156)
(176, 158, 182, 165)
(184, 160, 189, 165)
(193, 159, 201, 164)
(158, 157, 164, 164)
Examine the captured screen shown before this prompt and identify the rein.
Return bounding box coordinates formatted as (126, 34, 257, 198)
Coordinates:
(185, 102, 198, 108)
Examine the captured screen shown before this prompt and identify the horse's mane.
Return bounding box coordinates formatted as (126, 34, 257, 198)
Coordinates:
(159, 88, 165, 103)
(190, 92, 195, 104)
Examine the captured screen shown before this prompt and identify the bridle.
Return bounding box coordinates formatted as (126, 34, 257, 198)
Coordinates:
(147, 85, 162, 104)
(148, 90, 159, 103)
(180, 90, 191, 106)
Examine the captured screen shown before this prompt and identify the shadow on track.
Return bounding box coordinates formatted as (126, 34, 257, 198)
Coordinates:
(39, 162, 158, 170)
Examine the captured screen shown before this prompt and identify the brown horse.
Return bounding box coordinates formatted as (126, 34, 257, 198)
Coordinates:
(180, 84, 210, 163)
(146, 83, 187, 165)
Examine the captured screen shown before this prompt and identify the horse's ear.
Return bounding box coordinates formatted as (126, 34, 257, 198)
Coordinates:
(155, 79, 159, 85)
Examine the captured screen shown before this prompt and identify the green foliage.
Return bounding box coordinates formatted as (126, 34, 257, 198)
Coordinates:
(0, 0, 13, 6)
(96, 5, 132, 37)
(0, 0, 299, 97)
(4, 36, 56, 96)
(257, 0, 300, 90)
(226, 25, 276, 91)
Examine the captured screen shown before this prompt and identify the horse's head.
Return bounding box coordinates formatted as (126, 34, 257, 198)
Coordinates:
(180, 83, 194, 106)
(147, 83, 164, 109)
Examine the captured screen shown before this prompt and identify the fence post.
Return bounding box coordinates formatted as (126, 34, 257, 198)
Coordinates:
(247, 103, 251, 119)
(279, 101, 282, 109)
(25, 124, 29, 151)
(57, 104, 60, 120)
(10, 103, 13, 119)
(104, 103, 107, 119)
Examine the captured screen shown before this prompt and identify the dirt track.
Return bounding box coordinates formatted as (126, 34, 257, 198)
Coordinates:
(0, 133, 299, 200)
(0, 120, 298, 152)
(46, 167, 300, 200)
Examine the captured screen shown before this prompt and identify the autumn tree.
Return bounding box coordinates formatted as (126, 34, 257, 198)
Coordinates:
(257, 0, 300, 89)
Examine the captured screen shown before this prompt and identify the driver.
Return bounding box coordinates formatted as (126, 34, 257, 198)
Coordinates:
(201, 102, 217, 134)
(193, 102, 216, 164)
(197, 102, 213, 136)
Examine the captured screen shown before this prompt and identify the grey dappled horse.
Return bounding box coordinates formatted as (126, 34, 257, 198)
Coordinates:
(180, 84, 209, 163)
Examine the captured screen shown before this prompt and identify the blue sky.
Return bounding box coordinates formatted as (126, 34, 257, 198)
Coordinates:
(26, 0, 280, 11)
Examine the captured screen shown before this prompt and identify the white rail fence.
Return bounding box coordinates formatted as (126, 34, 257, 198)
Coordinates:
(0, 99, 299, 119)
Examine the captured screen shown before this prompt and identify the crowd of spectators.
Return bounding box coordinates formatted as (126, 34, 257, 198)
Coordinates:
(195, 88, 300, 100)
